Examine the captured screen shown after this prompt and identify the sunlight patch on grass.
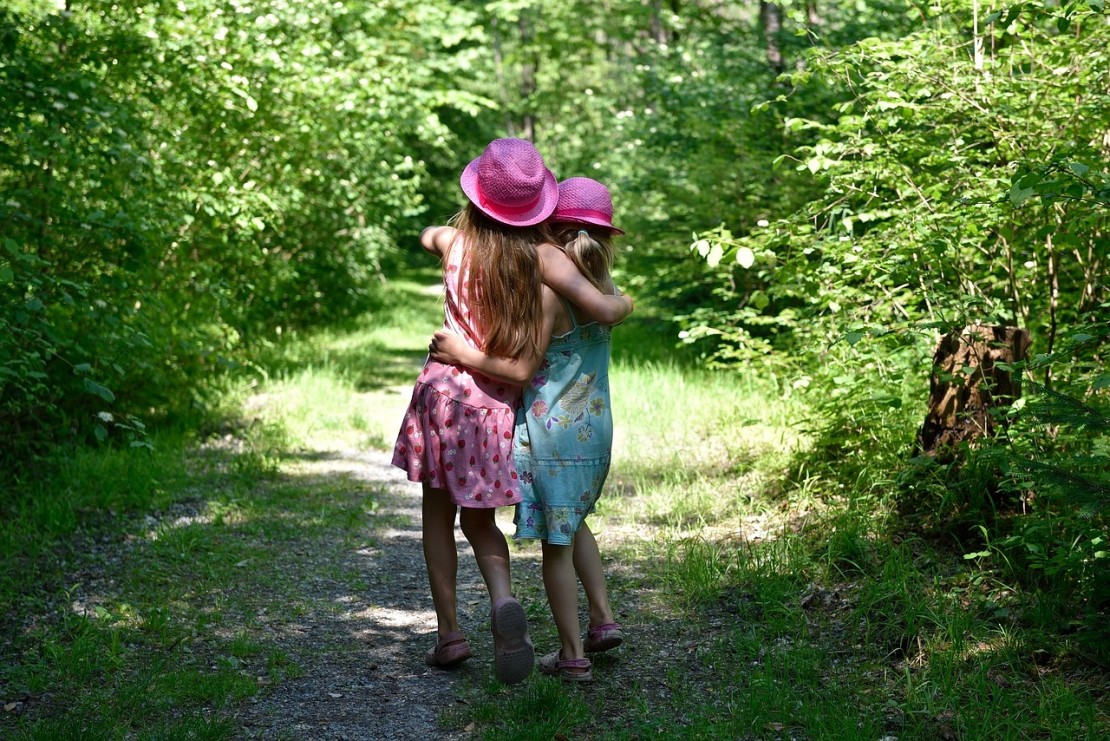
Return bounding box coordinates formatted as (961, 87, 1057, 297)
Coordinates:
(244, 278, 438, 453)
(604, 360, 804, 552)
(611, 359, 805, 474)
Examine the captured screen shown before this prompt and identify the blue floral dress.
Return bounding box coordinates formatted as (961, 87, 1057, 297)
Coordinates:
(513, 299, 613, 545)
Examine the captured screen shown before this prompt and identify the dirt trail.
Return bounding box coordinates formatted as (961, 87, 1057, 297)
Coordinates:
(234, 449, 486, 740)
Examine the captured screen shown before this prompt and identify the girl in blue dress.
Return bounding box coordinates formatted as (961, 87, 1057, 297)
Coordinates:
(429, 177, 626, 682)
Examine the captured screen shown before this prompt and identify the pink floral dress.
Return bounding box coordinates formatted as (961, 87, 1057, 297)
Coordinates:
(391, 239, 522, 508)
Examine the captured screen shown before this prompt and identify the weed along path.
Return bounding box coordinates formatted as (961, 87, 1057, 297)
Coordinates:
(4, 279, 1106, 739)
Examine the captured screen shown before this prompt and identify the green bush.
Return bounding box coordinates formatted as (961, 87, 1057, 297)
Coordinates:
(0, 0, 479, 474)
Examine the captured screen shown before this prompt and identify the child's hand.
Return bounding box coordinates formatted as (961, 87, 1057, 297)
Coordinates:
(429, 329, 467, 366)
(609, 286, 634, 320)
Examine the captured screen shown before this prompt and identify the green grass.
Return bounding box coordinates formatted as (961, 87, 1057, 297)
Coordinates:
(3, 275, 1107, 739)
(454, 311, 1108, 739)
(241, 272, 442, 452)
(0, 279, 435, 738)
(1, 452, 378, 737)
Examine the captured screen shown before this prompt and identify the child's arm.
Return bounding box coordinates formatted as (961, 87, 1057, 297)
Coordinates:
(420, 226, 459, 257)
(538, 242, 633, 325)
(429, 288, 560, 386)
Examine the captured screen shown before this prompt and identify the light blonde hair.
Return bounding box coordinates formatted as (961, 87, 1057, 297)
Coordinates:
(450, 203, 545, 360)
(547, 224, 615, 291)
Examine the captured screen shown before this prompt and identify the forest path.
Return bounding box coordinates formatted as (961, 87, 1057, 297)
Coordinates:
(231, 445, 487, 740)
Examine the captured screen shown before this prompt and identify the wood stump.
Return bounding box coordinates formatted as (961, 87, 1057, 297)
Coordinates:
(915, 325, 1031, 460)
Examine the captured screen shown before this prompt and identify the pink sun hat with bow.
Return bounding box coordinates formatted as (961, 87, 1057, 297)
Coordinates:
(551, 177, 624, 235)
(459, 138, 558, 227)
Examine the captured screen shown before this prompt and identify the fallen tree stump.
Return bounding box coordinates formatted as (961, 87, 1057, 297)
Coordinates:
(915, 324, 1031, 461)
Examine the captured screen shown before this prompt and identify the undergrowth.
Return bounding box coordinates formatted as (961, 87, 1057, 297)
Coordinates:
(2, 278, 1106, 739)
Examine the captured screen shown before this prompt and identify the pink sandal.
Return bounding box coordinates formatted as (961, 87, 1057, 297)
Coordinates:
(539, 650, 593, 682)
(584, 622, 624, 653)
(425, 631, 472, 668)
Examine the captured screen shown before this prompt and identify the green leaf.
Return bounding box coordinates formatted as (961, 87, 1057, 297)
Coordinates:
(1068, 162, 1089, 177)
(0, 266, 12, 284)
(1002, 4, 1025, 24)
(706, 243, 724, 267)
(74, 363, 92, 374)
(1009, 184, 1035, 206)
(84, 378, 116, 403)
(736, 246, 755, 269)
(846, 331, 865, 346)
(94, 425, 108, 442)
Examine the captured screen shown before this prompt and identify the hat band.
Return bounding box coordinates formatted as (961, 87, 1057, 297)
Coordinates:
(554, 207, 612, 224)
(478, 184, 544, 216)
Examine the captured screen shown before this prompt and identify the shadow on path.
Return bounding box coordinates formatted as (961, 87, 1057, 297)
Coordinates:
(230, 448, 502, 740)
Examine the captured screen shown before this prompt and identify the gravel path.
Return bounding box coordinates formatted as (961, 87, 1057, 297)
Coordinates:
(234, 449, 488, 740)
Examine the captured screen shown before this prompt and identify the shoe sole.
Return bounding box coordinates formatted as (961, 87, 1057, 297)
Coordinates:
(560, 669, 593, 682)
(491, 598, 534, 684)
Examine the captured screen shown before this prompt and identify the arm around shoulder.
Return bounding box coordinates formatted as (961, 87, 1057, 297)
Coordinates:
(538, 243, 633, 325)
(419, 226, 459, 257)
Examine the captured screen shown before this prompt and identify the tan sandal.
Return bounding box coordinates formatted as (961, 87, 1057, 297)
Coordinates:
(538, 650, 593, 682)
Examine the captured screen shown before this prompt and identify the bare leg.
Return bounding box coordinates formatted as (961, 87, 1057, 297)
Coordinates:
(459, 507, 512, 603)
(542, 539, 585, 661)
(422, 484, 461, 639)
(461, 506, 533, 683)
(573, 521, 616, 628)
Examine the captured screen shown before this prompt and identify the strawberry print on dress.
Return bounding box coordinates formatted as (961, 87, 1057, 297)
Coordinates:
(392, 238, 523, 508)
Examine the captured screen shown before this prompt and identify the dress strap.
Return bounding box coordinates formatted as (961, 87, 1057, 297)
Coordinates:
(443, 236, 482, 347)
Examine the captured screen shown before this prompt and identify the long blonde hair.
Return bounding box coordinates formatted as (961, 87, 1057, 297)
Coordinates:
(450, 203, 545, 360)
(547, 224, 615, 291)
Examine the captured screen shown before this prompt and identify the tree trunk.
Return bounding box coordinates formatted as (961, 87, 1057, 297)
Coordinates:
(1045, 233, 1059, 391)
(518, 15, 536, 142)
(650, 0, 670, 44)
(760, 1, 784, 75)
(915, 325, 1031, 460)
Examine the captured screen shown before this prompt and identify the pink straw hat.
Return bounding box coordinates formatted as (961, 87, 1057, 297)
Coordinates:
(459, 138, 558, 227)
(551, 177, 624, 235)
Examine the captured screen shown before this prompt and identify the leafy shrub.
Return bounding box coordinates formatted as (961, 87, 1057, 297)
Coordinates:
(0, 1, 477, 474)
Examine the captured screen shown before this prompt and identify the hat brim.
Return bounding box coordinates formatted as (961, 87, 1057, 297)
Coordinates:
(549, 213, 625, 236)
(459, 158, 559, 227)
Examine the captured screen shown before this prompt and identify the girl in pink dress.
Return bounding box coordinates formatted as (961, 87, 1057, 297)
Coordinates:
(392, 139, 632, 684)
(428, 177, 627, 683)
